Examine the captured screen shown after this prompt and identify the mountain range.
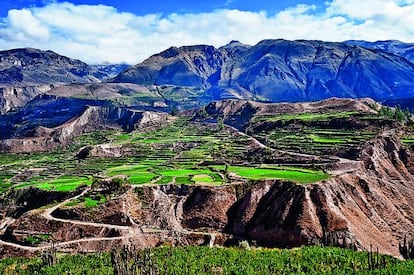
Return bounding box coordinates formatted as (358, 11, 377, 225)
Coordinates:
(1, 39, 414, 123)
(112, 39, 414, 104)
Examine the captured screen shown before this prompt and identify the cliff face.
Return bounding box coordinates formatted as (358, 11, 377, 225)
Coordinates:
(0, 85, 53, 114)
(112, 39, 414, 103)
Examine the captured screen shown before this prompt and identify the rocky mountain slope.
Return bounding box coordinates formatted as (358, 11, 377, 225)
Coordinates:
(112, 39, 414, 103)
(2, 39, 414, 115)
(0, 48, 126, 113)
(0, 48, 100, 86)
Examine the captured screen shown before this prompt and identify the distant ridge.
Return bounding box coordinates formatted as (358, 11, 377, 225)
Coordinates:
(0, 48, 127, 113)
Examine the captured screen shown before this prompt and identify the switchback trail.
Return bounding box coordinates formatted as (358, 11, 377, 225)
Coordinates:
(0, 184, 217, 252)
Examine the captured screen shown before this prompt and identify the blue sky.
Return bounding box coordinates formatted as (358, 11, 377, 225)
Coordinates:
(0, 1, 325, 17)
(0, 0, 413, 64)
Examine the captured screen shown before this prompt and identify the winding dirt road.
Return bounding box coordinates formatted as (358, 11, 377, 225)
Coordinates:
(0, 187, 140, 252)
(0, 183, 216, 253)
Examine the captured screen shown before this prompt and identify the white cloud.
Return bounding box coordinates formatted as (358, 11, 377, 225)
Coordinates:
(0, 1, 412, 64)
(7, 9, 50, 40)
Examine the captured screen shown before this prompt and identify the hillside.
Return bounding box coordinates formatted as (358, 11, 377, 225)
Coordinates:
(0, 98, 413, 260)
(0, 40, 413, 264)
(112, 39, 414, 103)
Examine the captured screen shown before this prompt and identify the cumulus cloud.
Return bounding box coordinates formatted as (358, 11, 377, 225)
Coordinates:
(7, 9, 50, 40)
(0, 1, 412, 64)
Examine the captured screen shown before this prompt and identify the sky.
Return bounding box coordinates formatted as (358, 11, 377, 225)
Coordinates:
(0, 0, 413, 64)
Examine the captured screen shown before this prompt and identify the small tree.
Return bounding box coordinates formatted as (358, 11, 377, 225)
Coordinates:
(217, 116, 225, 131)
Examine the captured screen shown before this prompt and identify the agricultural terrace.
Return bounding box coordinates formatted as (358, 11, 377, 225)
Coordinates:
(250, 111, 381, 156)
(0, 118, 330, 193)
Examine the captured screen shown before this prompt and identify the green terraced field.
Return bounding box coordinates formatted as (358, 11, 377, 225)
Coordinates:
(228, 166, 329, 184)
(249, 110, 382, 157)
(0, 117, 336, 193)
(13, 175, 93, 192)
(84, 195, 107, 207)
(252, 111, 359, 123)
(255, 128, 375, 156)
(402, 135, 414, 144)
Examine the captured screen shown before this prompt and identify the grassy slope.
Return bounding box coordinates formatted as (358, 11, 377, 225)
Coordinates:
(0, 246, 412, 274)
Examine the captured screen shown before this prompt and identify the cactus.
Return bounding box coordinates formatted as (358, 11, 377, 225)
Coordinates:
(111, 245, 158, 275)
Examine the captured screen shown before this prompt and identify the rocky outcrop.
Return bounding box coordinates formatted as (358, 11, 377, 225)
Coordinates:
(112, 39, 414, 103)
(0, 85, 53, 114)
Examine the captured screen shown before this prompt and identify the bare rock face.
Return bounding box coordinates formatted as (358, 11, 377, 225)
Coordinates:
(182, 186, 237, 229)
(0, 85, 53, 114)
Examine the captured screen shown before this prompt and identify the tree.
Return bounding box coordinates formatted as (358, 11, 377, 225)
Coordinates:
(217, 116, 225, 131)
